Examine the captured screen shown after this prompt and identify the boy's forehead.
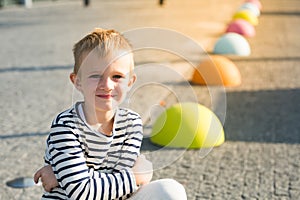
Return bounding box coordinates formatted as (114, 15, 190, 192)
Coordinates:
(79, 50, 134, 73)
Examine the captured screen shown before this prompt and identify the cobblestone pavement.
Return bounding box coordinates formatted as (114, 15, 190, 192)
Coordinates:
(0, 0, 299, 199)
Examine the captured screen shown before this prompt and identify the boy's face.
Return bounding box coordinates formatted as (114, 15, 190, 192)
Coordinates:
(72, 50, 136, 113)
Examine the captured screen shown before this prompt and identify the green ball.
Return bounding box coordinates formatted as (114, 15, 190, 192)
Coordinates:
(150, 102, 225, 149)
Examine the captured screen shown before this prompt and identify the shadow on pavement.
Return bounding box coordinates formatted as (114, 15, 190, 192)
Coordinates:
(142, 88, 300, 151)
(261, 11, 300, 16)
(0, 132, 49, 139)
(224, 88, 300, 144)
(0, 65, 72, 73)
(230, 56, 300, 62)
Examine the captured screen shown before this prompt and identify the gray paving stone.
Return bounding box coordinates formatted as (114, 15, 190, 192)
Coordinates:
(0, 0, 299, 199)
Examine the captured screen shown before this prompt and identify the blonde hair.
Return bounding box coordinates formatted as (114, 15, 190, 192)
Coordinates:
(72, 28, 133, 74)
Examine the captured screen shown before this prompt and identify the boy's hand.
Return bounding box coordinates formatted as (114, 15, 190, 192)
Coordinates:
(34, 165, 58, 192)
(132, 154, 153, 186)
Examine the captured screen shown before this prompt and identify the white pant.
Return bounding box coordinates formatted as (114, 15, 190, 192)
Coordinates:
(129, 179, 187, 200)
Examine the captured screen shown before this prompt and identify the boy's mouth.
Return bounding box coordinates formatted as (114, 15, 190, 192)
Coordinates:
(96, 94, 114, 99)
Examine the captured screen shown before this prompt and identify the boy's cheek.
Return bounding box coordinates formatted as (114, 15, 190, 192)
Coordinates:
(119, 82, 131, 92)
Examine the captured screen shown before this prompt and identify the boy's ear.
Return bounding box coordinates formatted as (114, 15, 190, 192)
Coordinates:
(70, 73, 82, 91)
(127, 74, 137, 89)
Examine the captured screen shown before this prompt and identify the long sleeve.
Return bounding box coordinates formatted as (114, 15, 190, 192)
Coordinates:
(46, 126, 138, 200)
(112, 112, 144, 171)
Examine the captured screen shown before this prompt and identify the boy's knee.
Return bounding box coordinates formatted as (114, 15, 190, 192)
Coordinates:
(130, 179, 187, 200)
(153, 179, 187, 200)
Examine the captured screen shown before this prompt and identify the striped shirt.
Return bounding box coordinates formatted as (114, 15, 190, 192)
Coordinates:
(41, 102, 143, 200)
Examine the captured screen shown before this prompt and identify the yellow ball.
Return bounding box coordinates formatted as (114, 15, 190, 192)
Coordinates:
(150, 103, 225, 149)
(233, 10, 258, 26)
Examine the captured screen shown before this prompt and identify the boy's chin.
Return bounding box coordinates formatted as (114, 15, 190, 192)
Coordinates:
(95, 101, 119, 112)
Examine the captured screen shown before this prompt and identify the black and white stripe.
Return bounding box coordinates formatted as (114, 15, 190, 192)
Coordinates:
(42, 102, 143, 200)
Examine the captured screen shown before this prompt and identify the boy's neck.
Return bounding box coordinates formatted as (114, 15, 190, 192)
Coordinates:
(82, 103, 115, 136)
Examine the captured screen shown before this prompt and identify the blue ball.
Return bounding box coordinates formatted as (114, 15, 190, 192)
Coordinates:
(213, 33, 251, 56)
(238, 2, 260, 16)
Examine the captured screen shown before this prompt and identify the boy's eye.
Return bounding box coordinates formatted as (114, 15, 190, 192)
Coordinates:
(89, 74, 101, 79)
(112, 75, 124, 80)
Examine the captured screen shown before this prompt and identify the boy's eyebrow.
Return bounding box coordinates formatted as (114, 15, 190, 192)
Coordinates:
(89, 69, 102, 73)
(87, 68, 128, 76)
(112, 68, 130, 76)
(87, 67, 105, 74)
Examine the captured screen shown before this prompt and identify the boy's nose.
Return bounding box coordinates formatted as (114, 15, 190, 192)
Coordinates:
(97, 77, 114, 91)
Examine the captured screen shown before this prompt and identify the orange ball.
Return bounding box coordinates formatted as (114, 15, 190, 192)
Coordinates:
(191, 55, 241, 86)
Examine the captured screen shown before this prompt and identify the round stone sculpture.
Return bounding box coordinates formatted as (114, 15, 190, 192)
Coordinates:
(191, 55, 241, 86)
(233, 10, 258, 26)
(238, 2, 260, 16)
(150, 102, 225, 149)
(226, 19, 256, 37)
(213, 33, 251, 56)
(245, 0, 262, 10)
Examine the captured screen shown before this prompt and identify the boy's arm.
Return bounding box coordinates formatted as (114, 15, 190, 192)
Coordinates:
(46, 127, 138, 200)
(35, 154, 153, 193)
(113, 113, 153, 185)
(132, 155, 153, 186)
(113, 115, 144, 170)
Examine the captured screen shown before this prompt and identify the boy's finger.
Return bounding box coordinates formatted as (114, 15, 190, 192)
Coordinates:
(33, 170, 41, 184)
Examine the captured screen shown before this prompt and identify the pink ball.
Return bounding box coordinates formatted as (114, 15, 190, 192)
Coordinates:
(226, 19, 256, 37)
(245, 0, 262, 10)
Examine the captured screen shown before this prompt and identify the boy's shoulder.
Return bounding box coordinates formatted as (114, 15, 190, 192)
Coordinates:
(51, 102, 81, 125)
(117, 107, 141, 119)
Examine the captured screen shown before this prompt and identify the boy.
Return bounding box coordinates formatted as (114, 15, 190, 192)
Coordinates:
(34, 28, 187, 199)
